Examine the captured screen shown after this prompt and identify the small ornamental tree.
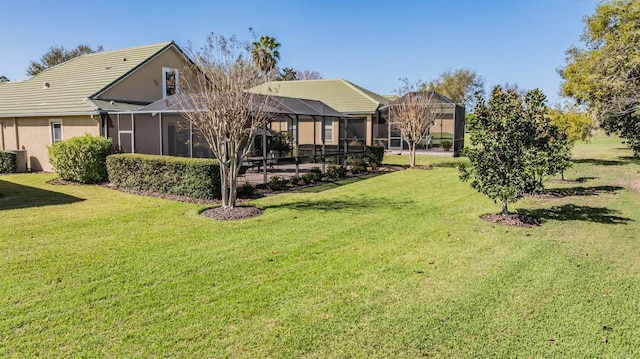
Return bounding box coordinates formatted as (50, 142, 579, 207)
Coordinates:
(390, 79, 441, 168)
(179, 33, 274, 208)
(460, 86, 547, 215)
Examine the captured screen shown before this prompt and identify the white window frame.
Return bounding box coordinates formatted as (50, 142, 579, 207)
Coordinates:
(324, 119, 333, 142)
(49, 119, 63, 144)
(162, 67, 179, 98)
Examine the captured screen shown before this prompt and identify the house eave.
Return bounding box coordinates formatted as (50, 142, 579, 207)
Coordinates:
(0, 110, 102, 118)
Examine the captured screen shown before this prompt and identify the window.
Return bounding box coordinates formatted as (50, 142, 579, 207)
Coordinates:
(162, 67, 179, 98)
(324, 119, 333, 142)
(50, 120, 63, 143)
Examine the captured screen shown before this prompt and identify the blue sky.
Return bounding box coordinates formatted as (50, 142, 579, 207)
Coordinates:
(0, 0, 597, 103)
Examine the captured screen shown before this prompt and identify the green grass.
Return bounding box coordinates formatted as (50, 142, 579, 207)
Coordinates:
(1, 134, 639, 358)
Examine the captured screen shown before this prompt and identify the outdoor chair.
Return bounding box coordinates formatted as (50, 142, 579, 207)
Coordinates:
(267, 150, 279, 170)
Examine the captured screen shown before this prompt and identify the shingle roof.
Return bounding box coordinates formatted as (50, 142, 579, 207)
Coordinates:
(0, 41, 174, 117)
(248, 79, 389, 114)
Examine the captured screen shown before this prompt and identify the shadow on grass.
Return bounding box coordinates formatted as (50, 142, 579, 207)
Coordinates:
(550, 185, 624, 197)
(0, 180, 84, 210)
(572, 157, 637, 166)
(264, 196, 414, 212)
(519, 204, 632, 225)
(294, 173, 387, 194)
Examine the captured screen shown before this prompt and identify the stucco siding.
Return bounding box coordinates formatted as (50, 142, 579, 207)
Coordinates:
(98, 47, 188, 104)
(15, 116, 98, 172)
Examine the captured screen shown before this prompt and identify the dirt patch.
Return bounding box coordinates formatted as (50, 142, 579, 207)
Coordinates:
(200, 205, 264, 220)
(480, 213, 541, 228)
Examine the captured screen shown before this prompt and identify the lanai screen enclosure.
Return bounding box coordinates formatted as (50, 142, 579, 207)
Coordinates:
(106, 94, 370, 183)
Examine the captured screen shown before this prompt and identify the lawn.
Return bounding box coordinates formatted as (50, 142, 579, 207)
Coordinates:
(1, 134, 639, 358)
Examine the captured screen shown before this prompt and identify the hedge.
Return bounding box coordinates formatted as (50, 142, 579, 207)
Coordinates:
(48, 134, 114, 183)
(0, 151, 17, 173)
(106, 154, 221, 199)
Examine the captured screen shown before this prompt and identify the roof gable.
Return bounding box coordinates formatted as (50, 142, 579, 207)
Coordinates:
(248, 79, 389, 114)
(0, 42, 175, 117)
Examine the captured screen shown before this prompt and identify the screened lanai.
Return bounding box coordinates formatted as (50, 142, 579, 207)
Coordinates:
(377, 91, 465, 156)
(105, 93, 369, 183)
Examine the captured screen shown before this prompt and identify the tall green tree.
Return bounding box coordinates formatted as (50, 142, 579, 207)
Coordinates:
(560, 0, 640, 155)
(250, 34, 281, 77)
(276, 67, 297, 81)
(27, 44, 103, 76)
(425, 68, 485, 111)
(460, 86, 549, 215)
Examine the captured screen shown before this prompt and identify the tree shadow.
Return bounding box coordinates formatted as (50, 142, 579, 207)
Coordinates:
(519, 204, 632, 225)
(430, 161, 465, 168)
(293, 173, 387, 194)
(572, 158, 626, 166)
(549, 185, 624, 197)
(264, 196, 414, 212)
(0, 180, 84, 210)
(573, 157, 639, 166)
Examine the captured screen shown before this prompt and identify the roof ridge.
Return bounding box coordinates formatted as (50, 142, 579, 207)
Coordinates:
(25, 41, 174, 80)
(84, 41, 174, 57)
(339, 79, 384, 106)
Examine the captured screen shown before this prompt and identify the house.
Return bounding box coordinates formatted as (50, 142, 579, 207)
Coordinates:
(249, 79, 389, 148)
(249, 79, 465, 155)
(0, 41, 190, 171)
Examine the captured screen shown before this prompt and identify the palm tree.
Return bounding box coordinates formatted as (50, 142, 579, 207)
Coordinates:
(251, 35, 281, 77)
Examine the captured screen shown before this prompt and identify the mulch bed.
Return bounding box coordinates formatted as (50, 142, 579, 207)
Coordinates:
(480, 213, 542, 228)
(200, 205, 264, 220)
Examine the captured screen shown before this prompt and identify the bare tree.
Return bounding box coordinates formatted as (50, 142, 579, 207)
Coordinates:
(390, 79, 441, 168)
(295, 69, 323, 80)
(179, 33, 274, 208)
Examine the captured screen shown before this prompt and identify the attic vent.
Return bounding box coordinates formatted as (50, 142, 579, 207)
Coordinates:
(123, 58, 127, 61)
(42, 82, 50, 88)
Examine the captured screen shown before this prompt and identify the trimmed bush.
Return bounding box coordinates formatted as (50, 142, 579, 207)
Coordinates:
(300, 173, 315, 185)
(441, 140, 453, 151)
(365, 146, 384, 167)
(350, 162, 368, 175)
(0, 151, 17, 173)
(309, 167, 323, 182)
(48, 134, 114, 183)
(267, 176, 287, 191)
(237, 182, 255, 197)
(106, 154, 221, 199)
(289, 176, 301, 185)
(326, 164, 347, 179)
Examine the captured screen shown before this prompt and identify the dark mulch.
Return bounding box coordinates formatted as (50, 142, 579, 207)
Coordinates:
(48, 178, 89, 186)
(480, 213, 542, 228)
(200, 205, 264, 220)
(410, 165, 433, 170)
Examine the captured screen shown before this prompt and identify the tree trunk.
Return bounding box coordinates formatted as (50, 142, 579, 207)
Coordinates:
(409, 141, 416, 168)
(501, 200, 509, 216)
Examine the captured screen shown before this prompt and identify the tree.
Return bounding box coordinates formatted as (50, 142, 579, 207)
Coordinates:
(276, 67, 297, 81)
(560, 0, 640, 156)
(547, 104, 594, 144)
(27, 44, 103, 76)
(0, 75, 8, 83)
(460, 86, 549, 215)
(250, 32, 281, 78)
(295, 69, 323, 80)
(179, 33, 274, 209)
(390, 79, 441, 168)
(425, 68, 485, 111)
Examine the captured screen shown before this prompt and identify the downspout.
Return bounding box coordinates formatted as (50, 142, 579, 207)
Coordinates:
(295, 115, 300, 178)
(262, 122, 268, 184)
(0, 121, 4, 151)
(14, 118, 19, 149)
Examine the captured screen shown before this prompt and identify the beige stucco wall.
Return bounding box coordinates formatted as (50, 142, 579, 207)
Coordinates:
(98, 47, 188, 103)
(14, 116, 99, 172)
(0, 119, 18, 150)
